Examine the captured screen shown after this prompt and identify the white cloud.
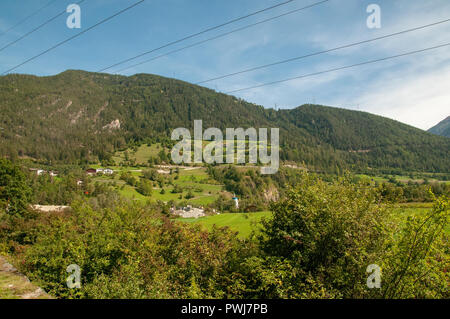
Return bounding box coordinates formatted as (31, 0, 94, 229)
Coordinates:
(332, 63, 450, 130)
(226, 1, 450, 130)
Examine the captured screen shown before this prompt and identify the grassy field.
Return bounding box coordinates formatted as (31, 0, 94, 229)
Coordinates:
(389, 202, 450, 234)
(178, 203, 448, 239)
(93, 166, 224, 206)
(356, 173, 449, 184)
(112, 142, 277, 168)
(113, 143, 165, 165)
(181, 211, 272, 238)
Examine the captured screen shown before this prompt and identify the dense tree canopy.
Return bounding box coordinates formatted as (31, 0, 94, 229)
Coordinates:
(0, 158, 31, 216)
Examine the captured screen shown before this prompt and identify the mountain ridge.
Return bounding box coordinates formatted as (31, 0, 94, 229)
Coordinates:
(0, 70, 448, 173)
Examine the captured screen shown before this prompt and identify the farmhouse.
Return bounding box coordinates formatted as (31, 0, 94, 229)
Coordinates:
(29, 168, 46, 175)
(29, 168, 58, 176)
(86, 168, 97, 175)
(86, 168, 114, 175)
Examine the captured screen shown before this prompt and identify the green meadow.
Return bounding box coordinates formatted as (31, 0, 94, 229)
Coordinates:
(181, 211, 272, 238)
(113, 143, 164, 165)
(389, 202, 450, 234)
(178, 203, 447, 239)
(93, 165, 224, 206)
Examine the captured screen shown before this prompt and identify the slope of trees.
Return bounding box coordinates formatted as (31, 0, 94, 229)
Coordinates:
(0, 70, 449, 172)
(0, 158, 31, 216)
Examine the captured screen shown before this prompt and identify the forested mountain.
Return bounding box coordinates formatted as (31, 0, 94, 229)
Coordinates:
(428, 116, 450, 138)
(0, 70, 448, 173)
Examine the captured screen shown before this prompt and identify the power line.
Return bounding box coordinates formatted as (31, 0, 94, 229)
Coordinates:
(196, 18, 450, 84)
(98, 0, 304, 72)
(0, 0, 87, 53)
(1, 0, 145, 75)
(225, 42, 450, 94)
(114, 0, 331, 74)
(0, 0, 57, 37)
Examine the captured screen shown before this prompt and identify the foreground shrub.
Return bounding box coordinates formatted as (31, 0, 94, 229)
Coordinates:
(12, 173, 449, 299)
(18, 198, 249, 298)
(259, 173, 449, 298)
(381, 194, 449, 298)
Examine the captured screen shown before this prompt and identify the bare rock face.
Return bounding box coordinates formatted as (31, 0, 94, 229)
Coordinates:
(103, 119, 121, 130)
(263, 185, 279, 202)
(0, 256, 52, 299)
(1, 260, 17, 273)
(171, 206, 206, 218)
(22, 288, 46, 299)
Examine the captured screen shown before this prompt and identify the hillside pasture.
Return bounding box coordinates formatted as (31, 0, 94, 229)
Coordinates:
(181, 211, 272, 238)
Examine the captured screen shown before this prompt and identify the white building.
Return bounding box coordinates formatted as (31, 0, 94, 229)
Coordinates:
(102, 168, 114, 175)
(29, 168, 49, 176)
(96, 168, 114, 175)
(171, 205, 205, 218)
(88, 168, 114, 175)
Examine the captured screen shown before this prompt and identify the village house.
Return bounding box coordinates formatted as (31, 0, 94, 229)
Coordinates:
(103, 168, 114, 175)
(85, 168, 97, 175)
(29, 168, 58, 177)
(85, 168, 114, 175)
(29, 168, 46, 175)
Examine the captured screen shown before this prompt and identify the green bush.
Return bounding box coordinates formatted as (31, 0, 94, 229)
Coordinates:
(17, 199, 248, 298)
(259, 173, 449, 298)
(136, 179, 152, 196)
(7, 171, 448, 299)
(381, 194, 449, 298)
(0, 158, 32, 217)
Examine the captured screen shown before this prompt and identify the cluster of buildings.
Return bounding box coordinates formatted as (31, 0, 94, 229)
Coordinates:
(85, 168, 114, 175)
(30, 167, 115, 177)
(29, 165, 226, 220)
(29, 168, 58, 177)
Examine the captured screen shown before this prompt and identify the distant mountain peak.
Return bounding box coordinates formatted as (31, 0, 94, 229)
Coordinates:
(428, 116, 450, 137)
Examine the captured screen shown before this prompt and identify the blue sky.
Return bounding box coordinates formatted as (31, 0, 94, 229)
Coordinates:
(0, 0, 449, 130)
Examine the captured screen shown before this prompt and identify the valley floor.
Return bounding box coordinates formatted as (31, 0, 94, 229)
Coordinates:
(179, 203, 448, 239)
